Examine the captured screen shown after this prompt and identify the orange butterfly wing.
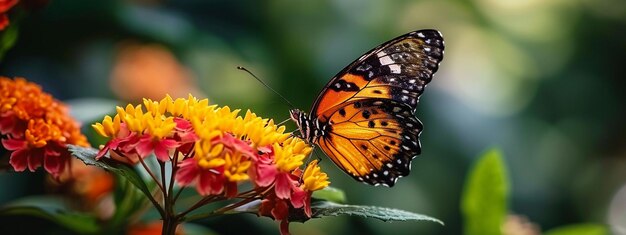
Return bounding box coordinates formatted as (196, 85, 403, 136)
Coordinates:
(305, 29, 444, 186)
(311, 30, 444, 121)
(316, 99, 422, 186)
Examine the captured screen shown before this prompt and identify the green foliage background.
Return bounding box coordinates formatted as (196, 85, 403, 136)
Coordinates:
(1, 0, 625, 234)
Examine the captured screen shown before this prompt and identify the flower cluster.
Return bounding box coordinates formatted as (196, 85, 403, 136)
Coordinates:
(0, 0, 18, 30)
(93, 95, 330, 234)
(0, 77, 89, 178)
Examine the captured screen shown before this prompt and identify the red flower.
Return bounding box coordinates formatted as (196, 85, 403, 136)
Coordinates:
(259, 193, 291, 235)
(1, 77, 89, 177)
(0, 0, 18, 31)
(249, 145, 301, 200)
(176, 158, 226, 196)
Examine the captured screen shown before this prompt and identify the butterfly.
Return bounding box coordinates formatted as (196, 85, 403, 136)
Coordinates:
(289, 29, 444, 186)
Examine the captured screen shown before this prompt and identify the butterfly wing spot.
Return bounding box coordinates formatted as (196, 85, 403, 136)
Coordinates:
(331, 79, 361, 92)
(338, 108, 346, 117)
(362, 110, 371, 119)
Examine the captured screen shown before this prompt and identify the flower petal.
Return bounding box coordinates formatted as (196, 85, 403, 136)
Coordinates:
(175, 158, 199, 186)
(135, 135, 154, 158)
(9, 148, 29, 172)
(43, 153, 66, 177)
(1, 138, 26, 151)
(274, 173, 295, 199)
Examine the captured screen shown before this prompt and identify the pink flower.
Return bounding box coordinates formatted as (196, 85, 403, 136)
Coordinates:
(176, 158, 226, 196)
(135, 135, 179, 162)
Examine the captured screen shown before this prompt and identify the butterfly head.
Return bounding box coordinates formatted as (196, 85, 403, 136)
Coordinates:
(289, 109, 317, 143)
(288, 109, 303, 125)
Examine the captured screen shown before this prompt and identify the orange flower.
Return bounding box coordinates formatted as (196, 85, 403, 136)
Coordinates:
(0, 77, 89, 177)
(110, 43, 201, 102)
(127, 221, 184, 235)
(0, 0, 18, 31)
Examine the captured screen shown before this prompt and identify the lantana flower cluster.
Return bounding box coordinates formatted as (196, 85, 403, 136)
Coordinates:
(92, 95, 329, 234)
(0, 77, 89, 178)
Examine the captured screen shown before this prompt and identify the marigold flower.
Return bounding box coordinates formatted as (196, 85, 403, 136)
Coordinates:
(0, 77, 89, 178)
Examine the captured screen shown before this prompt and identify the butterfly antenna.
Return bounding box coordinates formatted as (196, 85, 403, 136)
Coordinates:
(237, 66, 296, 109)
(276, 118, 291, 126)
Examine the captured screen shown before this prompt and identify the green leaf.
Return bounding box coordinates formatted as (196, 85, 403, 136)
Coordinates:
(311, 186, 346, 203)
(305, 201, 443, 225)
(544, 223, 609, 235)
(461, 148, 509, 235)
(68, 145, 153, 198)
(68, 145, 164, 217)
(0, 24, 18, 61)
(0, 196, 99, 234)
(189, 199, 442, 226)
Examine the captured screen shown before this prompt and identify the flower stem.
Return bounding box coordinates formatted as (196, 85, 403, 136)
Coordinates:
(169, 151, 178, 206)
(134, 151, 166, 193)
(161, 152, 179, 235)
(180, 194, 261, 222)
(113, 150, 165, 218)
(162, 214, 179, 235)
(177, 195, 220, 218)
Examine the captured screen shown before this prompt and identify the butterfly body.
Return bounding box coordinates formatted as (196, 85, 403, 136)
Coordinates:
(291, 29, 444, 186)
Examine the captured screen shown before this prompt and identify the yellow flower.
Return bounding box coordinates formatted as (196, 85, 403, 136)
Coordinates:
(223, 152, 252, 182)
(144, 115, 176, 139)
(195, 140, 226, 169)
(273, 141, 307, 173)
(92, 115, 121, 138)
(302, 160, 330, 191)
(116, 104, 146, 133)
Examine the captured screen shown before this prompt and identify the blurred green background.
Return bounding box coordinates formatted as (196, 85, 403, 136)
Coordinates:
(1, 0, 625, 234)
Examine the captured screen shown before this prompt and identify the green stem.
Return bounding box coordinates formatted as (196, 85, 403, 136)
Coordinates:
(177, 195, 220, 218)
(181, 195, 261, 222)
(134, 151, 165, 194)
(113, 150, 165, 218)
(161, 214, 179, 235)
(169, 150, 179, 206)
(161, 155, 178, 235)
